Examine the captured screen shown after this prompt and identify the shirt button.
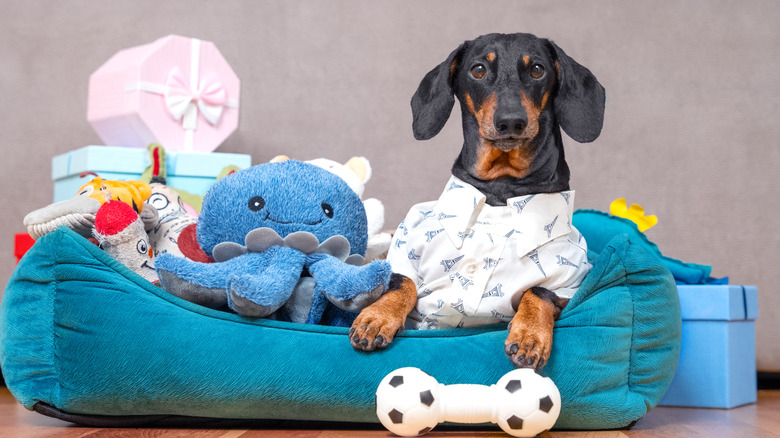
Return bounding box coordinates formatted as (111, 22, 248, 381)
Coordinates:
(467, 264, 478, 274)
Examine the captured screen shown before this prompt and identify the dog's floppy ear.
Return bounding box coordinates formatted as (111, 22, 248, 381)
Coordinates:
(411, 44, 465, 140)
(547, 41, 606, 143)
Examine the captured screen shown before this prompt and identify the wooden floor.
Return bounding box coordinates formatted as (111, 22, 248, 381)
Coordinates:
(1, 387, 778, 438)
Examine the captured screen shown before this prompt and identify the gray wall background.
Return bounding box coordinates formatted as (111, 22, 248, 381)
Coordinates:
(2, 1, 779, 371)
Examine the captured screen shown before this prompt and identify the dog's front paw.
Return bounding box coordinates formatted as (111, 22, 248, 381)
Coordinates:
(504, 287, 560, 370)
(504, 320, 553, 370)
(349, 273, 417, 352)
(349, 308, 404, 351)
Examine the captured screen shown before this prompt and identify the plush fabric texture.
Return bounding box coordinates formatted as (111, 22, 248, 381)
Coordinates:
(196, 160, 368, 257)
(94, 199, 138, 234)
(93, 201, 158, 283)
(305, 156, 392, 261)
(176, 223, 214, 262)
(154, 161, 391, 324)
(146, 182, 198, 258)
(0, 225, 680, 430)
(23, 177, 154, 240)
(573, 209, 712, 284)
(22, 195, 99, 239)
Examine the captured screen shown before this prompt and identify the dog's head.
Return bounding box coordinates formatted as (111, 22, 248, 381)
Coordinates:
(411, 33, 605, 195)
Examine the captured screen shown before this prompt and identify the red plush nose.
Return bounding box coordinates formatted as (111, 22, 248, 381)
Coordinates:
(94, 200, 139, 236)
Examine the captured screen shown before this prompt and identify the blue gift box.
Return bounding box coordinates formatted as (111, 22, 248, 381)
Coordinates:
(52, 146, 252, 202)
(659, 285, 758, 408)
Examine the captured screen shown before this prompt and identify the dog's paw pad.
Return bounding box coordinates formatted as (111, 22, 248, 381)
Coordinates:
(505, 328, 552, 370)
(349, 313, 403, 352)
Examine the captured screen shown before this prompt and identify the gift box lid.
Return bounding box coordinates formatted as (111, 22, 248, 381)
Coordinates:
(52, 146, 251, 180)
(87, 35, 240, 153)
(676, 285, 758, 321)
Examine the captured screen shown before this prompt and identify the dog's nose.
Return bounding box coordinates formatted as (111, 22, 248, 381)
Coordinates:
(494, 114, 527, 136)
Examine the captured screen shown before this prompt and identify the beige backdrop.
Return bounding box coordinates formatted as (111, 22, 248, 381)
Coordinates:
(2, 0, 779, 371)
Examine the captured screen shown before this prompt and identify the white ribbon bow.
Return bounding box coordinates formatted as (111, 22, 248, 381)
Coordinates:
(164, 66, 227, 129)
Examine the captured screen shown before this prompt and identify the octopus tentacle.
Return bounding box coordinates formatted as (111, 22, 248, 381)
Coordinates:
(157, 226, 393, 323)
(227, 246, 307, 318)
(306, 253, 393, 312)
(155, 252, 271, 308)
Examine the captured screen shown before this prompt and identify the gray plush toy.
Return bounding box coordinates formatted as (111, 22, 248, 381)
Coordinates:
(93, 200, 159, 283)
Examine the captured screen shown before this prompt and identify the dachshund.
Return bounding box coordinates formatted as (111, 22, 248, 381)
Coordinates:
(350, 33, 605, 370)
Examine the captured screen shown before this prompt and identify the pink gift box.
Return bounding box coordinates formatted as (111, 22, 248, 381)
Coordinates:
(88, 35, 240, 153)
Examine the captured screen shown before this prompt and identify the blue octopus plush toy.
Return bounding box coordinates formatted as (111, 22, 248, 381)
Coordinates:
(155, 160, 393, 327)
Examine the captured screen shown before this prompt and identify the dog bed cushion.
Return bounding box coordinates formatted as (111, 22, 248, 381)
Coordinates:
(0, 226, 680, 430)
(573, 209, 712, 284)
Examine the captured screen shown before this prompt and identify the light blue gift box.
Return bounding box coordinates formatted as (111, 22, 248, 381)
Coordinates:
(52, 146, 252, 202)
(659, 285, 758, 408)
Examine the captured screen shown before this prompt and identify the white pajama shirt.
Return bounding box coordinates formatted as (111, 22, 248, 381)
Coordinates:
(387, 176, 591, 330)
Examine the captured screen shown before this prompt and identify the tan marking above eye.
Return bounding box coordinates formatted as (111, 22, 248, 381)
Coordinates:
(486, 52, 496, 62)
(523, 55, 531, 66)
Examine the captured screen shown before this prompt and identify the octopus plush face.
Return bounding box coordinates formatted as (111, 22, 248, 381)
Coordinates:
(197, 160, 369, 258)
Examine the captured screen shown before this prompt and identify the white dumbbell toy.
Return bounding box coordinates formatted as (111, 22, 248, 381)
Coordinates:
(375, 367, 561, 437)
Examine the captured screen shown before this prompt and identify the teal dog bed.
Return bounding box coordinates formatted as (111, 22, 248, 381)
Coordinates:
(0, 224, 680, 430)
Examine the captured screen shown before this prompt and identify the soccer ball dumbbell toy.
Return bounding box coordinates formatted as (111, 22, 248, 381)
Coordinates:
(375, 367, 560, 437)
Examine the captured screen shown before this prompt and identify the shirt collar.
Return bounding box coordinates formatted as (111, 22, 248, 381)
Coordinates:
(433, 175, 575, 255)
(433, 176, 486, 248)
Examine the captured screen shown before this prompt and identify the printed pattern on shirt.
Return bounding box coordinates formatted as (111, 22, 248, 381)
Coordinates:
(387, 176, 591, 329)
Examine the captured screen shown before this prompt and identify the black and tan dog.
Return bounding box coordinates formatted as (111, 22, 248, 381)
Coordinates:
(350, 33, 605, 369)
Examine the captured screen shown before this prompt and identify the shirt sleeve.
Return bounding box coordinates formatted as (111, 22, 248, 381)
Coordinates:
(385, 218, 419, 282)
(386, 197, 441, 284)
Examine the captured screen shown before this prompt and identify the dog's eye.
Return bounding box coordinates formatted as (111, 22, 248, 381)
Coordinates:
(530, 64, 545, 79)
(248, 196, 265, 212)
(321, 203, 334, 218)
(471, 64, 486, 79)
